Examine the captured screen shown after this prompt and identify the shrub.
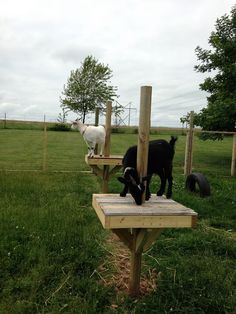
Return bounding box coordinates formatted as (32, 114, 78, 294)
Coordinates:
(48, 123, 71, 132)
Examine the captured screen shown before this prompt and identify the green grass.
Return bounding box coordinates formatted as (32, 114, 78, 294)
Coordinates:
(0, 128, 235, 313)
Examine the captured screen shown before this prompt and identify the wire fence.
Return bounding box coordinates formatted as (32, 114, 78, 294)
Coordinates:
(0, 124, 235, 176)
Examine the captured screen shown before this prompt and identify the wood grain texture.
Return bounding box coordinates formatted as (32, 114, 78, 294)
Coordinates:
(92, 194, 198, 229)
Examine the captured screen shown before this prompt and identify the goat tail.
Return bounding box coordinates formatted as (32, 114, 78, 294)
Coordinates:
(169, 136, 178, 148)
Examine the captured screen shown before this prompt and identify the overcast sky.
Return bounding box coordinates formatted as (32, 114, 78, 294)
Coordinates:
(0, 0, 235, 126)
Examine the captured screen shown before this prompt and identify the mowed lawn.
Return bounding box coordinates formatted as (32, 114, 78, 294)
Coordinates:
(0, 128, 235, 313)
(0, 128, 234, 175)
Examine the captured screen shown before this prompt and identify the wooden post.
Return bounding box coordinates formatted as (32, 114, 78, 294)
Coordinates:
(129, 229, 142, 296)
(104, 101, 112, 157)
(43, 115, 47, 171)
(184, 111, 194, 176)
(231, 134, 236, 177)
(102, 101, 112, 192)
(94, 108, 99, 155)
(129, 86, 152, 296)
(137, 86, 152, 203)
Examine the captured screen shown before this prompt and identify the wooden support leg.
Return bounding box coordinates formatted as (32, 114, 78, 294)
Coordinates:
(129, 249, 142, 297)
(102, 165, 110, 193)
(129, 229, 142, 296)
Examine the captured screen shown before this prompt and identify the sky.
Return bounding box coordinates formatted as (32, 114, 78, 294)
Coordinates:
(0, 0, 235, 127)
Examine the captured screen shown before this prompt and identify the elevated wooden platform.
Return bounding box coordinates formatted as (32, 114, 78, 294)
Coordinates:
(85, 154, 123, 166)
(85, 155, 123, 193)
(93, 194, 197, 229)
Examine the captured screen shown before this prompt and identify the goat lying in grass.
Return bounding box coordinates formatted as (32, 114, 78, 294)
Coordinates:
(118, 136, 177, 205)
(71, 120, 106, 157)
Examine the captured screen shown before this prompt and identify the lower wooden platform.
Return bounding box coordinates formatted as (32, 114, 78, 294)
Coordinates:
(92, 194, 197, 229)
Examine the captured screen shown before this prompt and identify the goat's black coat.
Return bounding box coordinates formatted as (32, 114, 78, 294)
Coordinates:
(118, 136, 177, 204)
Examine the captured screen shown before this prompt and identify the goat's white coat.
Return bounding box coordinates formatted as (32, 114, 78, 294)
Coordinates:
(71, 120, 106, 157)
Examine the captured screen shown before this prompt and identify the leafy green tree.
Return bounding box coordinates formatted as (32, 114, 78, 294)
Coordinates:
(61, 55, 118, 123)
(194, 6, 236, 137)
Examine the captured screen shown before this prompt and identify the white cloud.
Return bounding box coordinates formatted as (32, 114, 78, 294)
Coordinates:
(0, 0, 235, 126)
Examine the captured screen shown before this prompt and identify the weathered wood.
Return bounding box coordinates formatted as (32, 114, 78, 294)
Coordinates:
(89, 165, 103, 177)
(135, 229, 149, 253)
(129, 229, 143, 296)
(92, 194, 197, 229)
(85, 155, 123, 166)
(142, 228, 163, 252)
(104, 101, 112, 157)
(102, 165, 110, 193)
(91, 87, 198, 297)
(137, 86, 152, 203)
(94, 108, 100, 154)
(184, 111, 194, 176)
(111, 228, 133, 250)
(85, 155, 123, 193)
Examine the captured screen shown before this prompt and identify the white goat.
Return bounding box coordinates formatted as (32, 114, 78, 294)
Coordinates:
(71, 120, 106, 157)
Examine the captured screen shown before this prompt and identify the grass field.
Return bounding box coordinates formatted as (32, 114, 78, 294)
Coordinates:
(0, 128, 235, 313)
(0, 128, 234, 175)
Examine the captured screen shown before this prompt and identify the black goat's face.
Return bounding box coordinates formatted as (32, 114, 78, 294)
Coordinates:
(118, 174, 146, 205)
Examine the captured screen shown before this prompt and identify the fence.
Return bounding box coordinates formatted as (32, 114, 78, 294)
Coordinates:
(0, 123, 235, 176)
(184, 111, 236, 177)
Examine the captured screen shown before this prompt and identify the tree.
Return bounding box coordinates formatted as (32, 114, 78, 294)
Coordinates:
(180, 112, 199, 128)
(60, 55, 118, 123)
(194, 6, 236, 137)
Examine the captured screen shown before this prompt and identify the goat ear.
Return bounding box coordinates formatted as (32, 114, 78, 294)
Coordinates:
(118, 177, 127, 184)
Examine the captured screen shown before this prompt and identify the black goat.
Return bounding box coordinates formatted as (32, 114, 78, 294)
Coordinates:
(118, 136, 177, 205)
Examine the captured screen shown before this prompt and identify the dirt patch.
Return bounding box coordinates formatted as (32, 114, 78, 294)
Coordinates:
(95, 232, 160, 296)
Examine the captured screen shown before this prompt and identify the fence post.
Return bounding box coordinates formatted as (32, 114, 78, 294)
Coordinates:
(94, 108, 100, 155)
(231, 134, 236, 177)
(184, 111, 194, 176)
(4, 113, 6, 129)
(102, 101, 112, 193)
(43, 115, 47, 171)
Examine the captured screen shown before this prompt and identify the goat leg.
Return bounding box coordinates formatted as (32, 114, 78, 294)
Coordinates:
(156, 170, 166, 196)
(120, 184, 128, 197)
(145, 178, 151, 200)
(166, 175, 173, 199)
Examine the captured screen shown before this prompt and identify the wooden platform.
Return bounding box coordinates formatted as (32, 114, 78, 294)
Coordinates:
(85, 154, 123, 166)
(92, 194, 198, 229)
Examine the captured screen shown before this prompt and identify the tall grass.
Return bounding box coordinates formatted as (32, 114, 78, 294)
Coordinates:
(0, 128, 235, 313)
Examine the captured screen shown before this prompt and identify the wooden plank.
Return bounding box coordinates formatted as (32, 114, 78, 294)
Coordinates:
(92, 197, 107, 227)
(106, 215, 194, 229)
(143, 229, 163, 252)
(129, 229, 142, 296)
(111, 229, 133, 250)
(85, 155, 123, 166)
(135, 229, 149, 253)
(89, 165, 103, 177)
(92, 194, 197, 229)
(93, 194, 196, 216)
(137, 86, 152, 204)
(104, 101, 112, 157)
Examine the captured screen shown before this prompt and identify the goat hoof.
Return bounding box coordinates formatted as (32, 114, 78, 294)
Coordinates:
(120, 192, 126, 197)
(156, 192, 163, 196)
